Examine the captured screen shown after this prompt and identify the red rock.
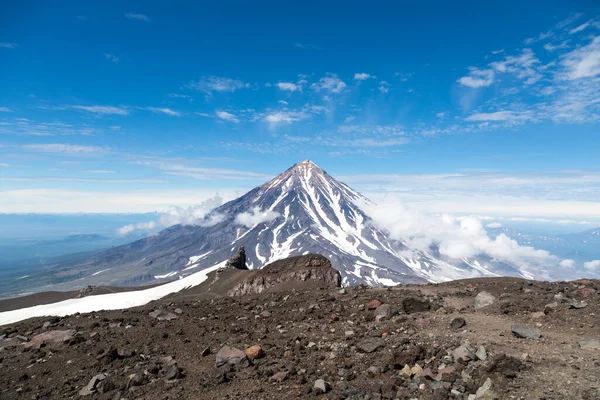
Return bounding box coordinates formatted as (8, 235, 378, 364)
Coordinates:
(24, 330, 76, 349)
(580, 287, 596, 297)
(367, 300, 382, 310)
(260, 311, 271, 318)
(381, 332, 389, 338)
(330, 313, 339, 321)
(245, 345, 264, 359)
(419, 367, 437, 381)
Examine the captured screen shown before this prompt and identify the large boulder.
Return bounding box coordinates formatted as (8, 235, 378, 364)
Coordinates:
(227, 254, 341, 296)
(225, 246, 248, 270)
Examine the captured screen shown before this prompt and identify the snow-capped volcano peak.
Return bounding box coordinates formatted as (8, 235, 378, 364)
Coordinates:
(49, 160, 539, 290)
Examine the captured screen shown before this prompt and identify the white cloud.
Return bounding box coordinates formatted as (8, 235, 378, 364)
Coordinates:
(187, 76, 249, 95)
(0, 163, 9, 167)
(436, 112, 447, 118)
(277, 100, 288, 105)
(354, 73, 375, 80)
(491, 49, 504, 55)
(366, 197, 556, 269)
(310, 74, 347, 93)
(235, 207, 280, 228)
(104, 53, 119, 62)
(216, 110, 239, 123)
(457, 67, 495, 88)
(561, 36, 600, 80)
(344, 115, 355, 123)
(524, 31, 553, 44)
(569, 21, 591, 35)
(559, 259, 576, 269)
(0, 107, 12, 112)
(71, 105, 128, 115)
(486, 222, 502, 228)
(21, 143, 109, 155)
(276, 82, 301, 92)
(83, 170, 115, 174)
(117, 195, 224, 235)
(0, 42, 17, 48)
(168, 93, 192, 100)
(125, 13, 150, 22)
(584, 260, 600, 271)
(146, 107, 181, 117)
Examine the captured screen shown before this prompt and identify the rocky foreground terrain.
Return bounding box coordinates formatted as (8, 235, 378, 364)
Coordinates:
(1, 255, 599, 399)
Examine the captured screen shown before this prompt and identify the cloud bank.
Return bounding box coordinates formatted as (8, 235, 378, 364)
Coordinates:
(235, 207, 280, 228)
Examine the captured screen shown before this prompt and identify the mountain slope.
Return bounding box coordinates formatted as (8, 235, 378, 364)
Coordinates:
(10, 161, 538, 294)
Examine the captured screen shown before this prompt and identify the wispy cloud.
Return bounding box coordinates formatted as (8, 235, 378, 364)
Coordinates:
(457, 67, 495, 88)
(216, 110, 239, 123)
(83, 170, 115, 174)
(135, 160, 271, 181)
(187, 76, 250, 95)
(0, 163, 9, 167)
(0, 42, 17, 49)
(294, 43, 321, 50)
(2, 176, 163, 183)
(0, 119, 101, 136)
(145, 107, 181, 117)
(465, 110, 534, 123)
(168, 93, 193, 100)
(275, 82, 301, 92)
(71, 105, 129, 115)
(524, 31, 552, 44)
(544, 41, 570, 52)
(125, 13, 150, 22)
(354, 73, 375, 81)
(569, 21, 591, 35)
(21, 143, 110, 155)
(0, 107, 13, 112)
(104, 53, 119, 62)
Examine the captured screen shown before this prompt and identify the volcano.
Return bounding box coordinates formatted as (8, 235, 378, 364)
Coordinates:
(21, 160, 534, 291)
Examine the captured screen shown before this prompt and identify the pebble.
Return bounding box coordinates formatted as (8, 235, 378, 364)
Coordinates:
(473, 291, 496, 309)
(511, 324, 541, 340)
(313, 379, 331, 394)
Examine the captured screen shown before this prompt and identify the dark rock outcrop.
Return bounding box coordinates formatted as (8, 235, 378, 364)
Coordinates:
(225, 246, 247, 270)
(227, 254, 341, 296)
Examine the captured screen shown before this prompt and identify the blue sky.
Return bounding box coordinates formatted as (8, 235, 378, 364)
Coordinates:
(1, 1, 600, 228)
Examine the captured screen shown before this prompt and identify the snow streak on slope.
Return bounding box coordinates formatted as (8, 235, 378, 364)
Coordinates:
(0, 262, 225, 326)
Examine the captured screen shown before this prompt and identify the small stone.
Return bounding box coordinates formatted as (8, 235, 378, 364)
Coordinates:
(79, 373, 106, 396)
(475, 377, 493, 398)
(356, 337, 385, 353)
(174, 308, 183, 314)
(338, 288, 347, 295)
(149, 309, 177, 321)
(260, 310, 271, 318)
(475, 346, 487, 361)
(345, 330, 355, 337)
(330, 313, 339, 321)
(367, 366, 380, 376)
(402, 297, 430, 314)
(451, 317, 466, 330)
(24, 329, 77, 349)
(215, 346, 249, 368)
(165, 365, 181, 380)
(453, 344, 476, 362)
(473, 292, 496, 309)
(245, 345, 264, 359)
(579, 339, 600, 350)
(530, 311, 545, 319)
(511, 324, 541, 340)
(569, 301, 588, 309)
(399, 364, 412, 378)
(410, 364, 423, 376)
(201, 347, 211, 357)
(367, 299, 382, 310)
(314, 379, 331, 394)
(545, 302, 559, 310)
(271, 371, 287, 382)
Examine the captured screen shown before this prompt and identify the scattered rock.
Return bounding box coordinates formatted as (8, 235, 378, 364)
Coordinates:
(511, 325, 541, 340)
(475, 345, 487, 361)
(313, 379, 331, 394)
(530, 311, 545, 319)
(569, 300, 588, 309)
(79, 373, 106, 396)
(451, 317, 466, 330)
(475, 378, 494, 399)
(201, 346, 211, 357)
(356, 337, 385, 353)
(366, 299, 382, 310)
(402, 297, 430, 313)
(271, 371, 287, 382)
(245, 345, 264, 359)
(579, 339, 600, 350)
(474, 292, 496, 309)
(24, 329, 77, 349)
(216, 346, 250, 368)
(165, 365, 182, 380)
(149, 309, 178, 321)
(374, 304, 392, 321)
(453, 344, 476, 362)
